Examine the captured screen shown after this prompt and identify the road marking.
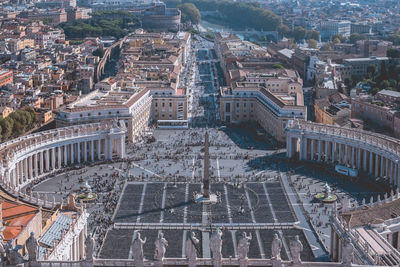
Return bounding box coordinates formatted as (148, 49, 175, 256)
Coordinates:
(128, 183, 147, 259)
(131, 162, 162, 178)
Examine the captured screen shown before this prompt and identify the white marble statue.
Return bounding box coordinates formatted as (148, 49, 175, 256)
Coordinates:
(210, 228, 223, 261)
(237, 232, 252, 260)
(154, 232, 168, 261)
(25, 232, 38, 262)
(85, 233, 94, 261)
(342, 238, 354, 265)
(133, 232, 147, 266)
(290, 235, 303, 264)
(271, 233, 282, 260)
(186, 232, 199, 261)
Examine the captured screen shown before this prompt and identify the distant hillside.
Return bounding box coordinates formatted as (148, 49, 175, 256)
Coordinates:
(164, 0, 282, 31)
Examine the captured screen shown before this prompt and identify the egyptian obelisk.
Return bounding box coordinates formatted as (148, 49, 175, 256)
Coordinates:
(203, 132, 210, 199)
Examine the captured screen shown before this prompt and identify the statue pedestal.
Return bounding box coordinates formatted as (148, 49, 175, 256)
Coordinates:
(81, 260, 94, 267)
(272, 259, 282, 267)
(135, 259, 144, 267)
(188, 258, 197, 267)
(213, 259, 222, 267)
(239, 258, 248, 267)
(154, 260, 164, 267)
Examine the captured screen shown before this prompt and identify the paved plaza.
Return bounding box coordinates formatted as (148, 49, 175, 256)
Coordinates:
(25, 38, 393, 263)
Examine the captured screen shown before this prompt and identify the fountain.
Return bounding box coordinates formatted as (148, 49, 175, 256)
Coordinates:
(78, 181, 97, 202)
(314, 183, 338, 203)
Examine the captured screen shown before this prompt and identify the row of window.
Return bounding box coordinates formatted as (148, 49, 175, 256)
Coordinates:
(155, 102, 173, 108)
(78, 111, 120, 118)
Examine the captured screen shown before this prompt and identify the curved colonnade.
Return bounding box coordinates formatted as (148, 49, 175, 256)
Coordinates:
(286, 120, 400, 187)
(0, 122, 126, 200)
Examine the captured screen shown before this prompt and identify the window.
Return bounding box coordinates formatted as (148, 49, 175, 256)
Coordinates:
(225, 103, 231, 112)
(98, 112, 101, 115)
(80, 114, 83, 117)
(169, 102, 172, 107)
(88, 113, 91, 116)
(162, 103, 165, 107)
(155, 103, 158, 107)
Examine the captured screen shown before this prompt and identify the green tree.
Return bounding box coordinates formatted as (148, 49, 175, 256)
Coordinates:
(379, 61, 388, 81)
(332, 38, 341, 44)
(320, 42, 332, 51)
(381, 80, 390, 90)
(306, 30, 320, 41)
(277, 24, 290, 37)
(307, 39, 318, 49)
(387, 48, 400, 58)
(344, 77, 352, 88)
(366, 64, 377, 78)
(349, 33, 366, 44)
(93, 47, 104, 58)
(178, 3, 201, 25)
(371, 87, 380, 95)
(331, 34, 346, 43)
(291, 26, 306, 42)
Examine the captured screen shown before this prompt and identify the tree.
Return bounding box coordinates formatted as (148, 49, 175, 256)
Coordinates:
(277, 24, 290, 36)
(379, 61, 388, 81)
(349, 33, 366, 44)
(178, 3, 201, 25)
(291, 26, 306, 42)
(344, 77, 352, 88)
(332, 38, 341, 44)
(307, 39, 318, 49)
(93, 47, 104, 58)
(366, 64, 377, 78)
(306, 30, 320, 41)
(381, 79, 390, 89)
(371, 87, 380, 95)
(320, 42, 332, 51)
(387, 48, 400, 58)
(331, 34, 346, 43)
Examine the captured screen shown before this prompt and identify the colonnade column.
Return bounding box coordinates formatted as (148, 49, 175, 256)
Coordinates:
(311, 139, 315, 161)
(84, 141, 88, 162)
(63, 145, 67, 166)
(109, 138, 113, 160)
(58, 147, 62, 169)
(28, 156, 33, 180)
(71, 143, 74, 164)
(98, 140, 101, 160)
(318, 140, 322, 161)
(363, 149, 367, 171)
(24, 158, 28, 182)
(91, 140, 94, 162)
(45, 150, 50, 171)
(332, 142, 336, 163)
(381, 156, 385, 177)
(324, 141, 329, 162)
(34, 153, 38, 178)
(344, 145, 348, 166)
(52, 148, 56, 170)
(375, 154, 379, 177)
(120, 136, 126, 159)
(351, 147, 355, 168)
(369, 152, 373, 174)
(77, 142, 81, 163)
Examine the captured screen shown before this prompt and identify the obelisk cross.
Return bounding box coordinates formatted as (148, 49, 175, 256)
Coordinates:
(203, 132, 210, 199)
